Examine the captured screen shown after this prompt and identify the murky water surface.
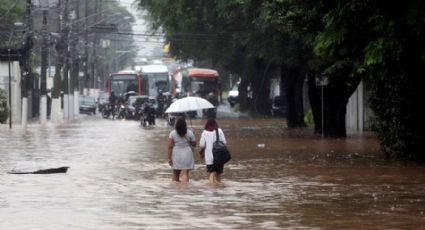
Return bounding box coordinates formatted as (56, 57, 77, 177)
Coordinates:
(1, 117, 425, 229)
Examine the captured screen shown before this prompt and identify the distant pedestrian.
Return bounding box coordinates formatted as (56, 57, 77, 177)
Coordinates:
(109, 91, 117, 119)
(47, 92, 51, 119)
(168, 116, 196, 183)
(199, 118, 227, 185)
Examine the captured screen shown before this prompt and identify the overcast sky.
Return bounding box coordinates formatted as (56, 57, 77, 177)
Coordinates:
(118, 0, 164, 62)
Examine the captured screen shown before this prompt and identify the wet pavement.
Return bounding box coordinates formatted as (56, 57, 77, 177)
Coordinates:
(1, 112, 425, 229)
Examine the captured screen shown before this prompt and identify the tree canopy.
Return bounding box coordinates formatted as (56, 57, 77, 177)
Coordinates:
(138, 0, 425, 159)
(0, 0, 24, 48)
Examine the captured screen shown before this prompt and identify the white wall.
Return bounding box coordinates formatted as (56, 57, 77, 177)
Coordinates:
(0, 61, 22, 123)
(34, 65, 55, 90)
(346, 81, 364, 133)
(269, 78, 280, 99)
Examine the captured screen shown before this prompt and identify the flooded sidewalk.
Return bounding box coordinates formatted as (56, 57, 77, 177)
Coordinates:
(1, 117, 425, 229)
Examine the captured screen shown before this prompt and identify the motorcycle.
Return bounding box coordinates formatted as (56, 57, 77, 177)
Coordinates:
(140, 103, 156, 127)
(117, 104, 127, 119)
(102, 104, 113, 119)
(126, 104, 137, 120)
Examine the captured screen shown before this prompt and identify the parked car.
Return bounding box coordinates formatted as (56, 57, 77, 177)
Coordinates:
(97, 92, 109, 112)
(79, 95, 97, 115)
(271, 95, 287, 117)
(227, 82, 239, 107)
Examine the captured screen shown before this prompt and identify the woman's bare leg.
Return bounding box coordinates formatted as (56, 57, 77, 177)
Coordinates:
(172, 170, 181, 182)
(208, 172, 217, 184)
(180, 170, 189, 183)
(216, 173, 222, 183)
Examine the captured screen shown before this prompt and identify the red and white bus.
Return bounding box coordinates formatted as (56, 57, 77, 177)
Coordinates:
(138, 64, 171, 97)
(174, 68, 220, 106)
(105, 65, 171, 97)
(105, 70, 142, 97)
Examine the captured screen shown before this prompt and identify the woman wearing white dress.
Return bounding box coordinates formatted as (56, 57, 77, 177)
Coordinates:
(168, 117, 196, 183)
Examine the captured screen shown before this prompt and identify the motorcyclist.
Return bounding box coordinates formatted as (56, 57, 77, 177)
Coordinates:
(143, 102, 156, 126)
(109, 91, 117, 119)
(156, 89, 165, 118)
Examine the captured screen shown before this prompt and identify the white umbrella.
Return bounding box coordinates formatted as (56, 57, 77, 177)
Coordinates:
(165, 96, 215, 127)
(165, 96, 215, 113)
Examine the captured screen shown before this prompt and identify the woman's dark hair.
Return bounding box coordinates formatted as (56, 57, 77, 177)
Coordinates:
(175, 116, 187, 137)
(205, 118, 218, 131)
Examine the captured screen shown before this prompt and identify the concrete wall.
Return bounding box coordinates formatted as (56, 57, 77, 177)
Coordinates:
(0, 61, 22, 123)
(34, 66, 55, 91)
(346, 81, 369, 133)
(269, 77, 280, 99)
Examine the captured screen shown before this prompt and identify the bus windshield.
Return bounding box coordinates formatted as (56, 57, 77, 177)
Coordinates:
(110, 74, 138, 97)
(145, 73, 169, 96)
(182, 77, 217, 97)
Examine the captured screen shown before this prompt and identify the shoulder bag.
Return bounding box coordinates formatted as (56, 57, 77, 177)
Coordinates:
(212, 128, 231, 165)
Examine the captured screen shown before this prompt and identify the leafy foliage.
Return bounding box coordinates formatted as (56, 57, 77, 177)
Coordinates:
(138, 0, 425, 158)
(0, 0, 24, 48)
(0, 88, 9, 123)
(262, 0, 425, 158)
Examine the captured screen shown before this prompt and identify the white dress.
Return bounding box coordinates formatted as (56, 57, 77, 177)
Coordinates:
(169, 130, 195, 170)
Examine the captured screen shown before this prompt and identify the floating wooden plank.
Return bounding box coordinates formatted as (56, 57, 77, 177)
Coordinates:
(8, 166, 69, 174)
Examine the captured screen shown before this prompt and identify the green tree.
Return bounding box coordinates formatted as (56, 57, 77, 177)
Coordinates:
(0, 88, 9, 123)
(139, 0, 425, 159)
(139, 0, 285, 116)
(259, 0, 363, 136)
(265, 0, 425, 157)
(0, 0, 24, 48)
(361, 1, 425, 159)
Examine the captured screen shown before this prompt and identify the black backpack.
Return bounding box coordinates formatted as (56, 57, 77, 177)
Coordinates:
(212, 128, 231, 165)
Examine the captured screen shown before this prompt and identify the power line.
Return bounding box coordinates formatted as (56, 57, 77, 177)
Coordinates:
(115, 31, 226, 38)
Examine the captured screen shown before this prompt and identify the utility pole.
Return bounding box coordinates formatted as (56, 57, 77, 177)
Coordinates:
(51, 0, 63, 122)
(62, 0, 70, 120)
(98, 0, 103, 90)
(20, 0, 33, 128)
(8, 48, 12, 129)
(70, 0, 80, 119)
(90, 0, 99, 92)
(40, 9, 48, 124)
(83, 0, 89, 95)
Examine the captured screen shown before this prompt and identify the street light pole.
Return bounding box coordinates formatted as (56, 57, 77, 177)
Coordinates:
(8, 48, 12, 129)
(40, 9, 48, 123)
(321, 83, 324, 137)
(70, 0, 81, 120)
(316, 74, 328, 137)
(6, 22, 24, 129)
(51, 0, 64, 123)
(84, 0, 89, 93)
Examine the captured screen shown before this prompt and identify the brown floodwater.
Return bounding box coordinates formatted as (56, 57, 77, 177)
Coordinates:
(1, 116, 424, 229)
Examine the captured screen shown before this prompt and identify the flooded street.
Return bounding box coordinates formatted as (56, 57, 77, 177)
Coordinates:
(1, 116, 425, 229)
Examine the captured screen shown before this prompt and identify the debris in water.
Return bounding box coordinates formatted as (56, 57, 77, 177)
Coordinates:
(8, 166, 70, 174)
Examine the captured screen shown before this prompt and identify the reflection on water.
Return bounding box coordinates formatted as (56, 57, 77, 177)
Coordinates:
(1, 117, 425, 229)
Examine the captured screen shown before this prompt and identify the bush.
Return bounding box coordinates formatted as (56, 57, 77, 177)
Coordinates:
(369, 66, 424, 160)
(0, 88, 9, 123)
(304, 110, 314, 126)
